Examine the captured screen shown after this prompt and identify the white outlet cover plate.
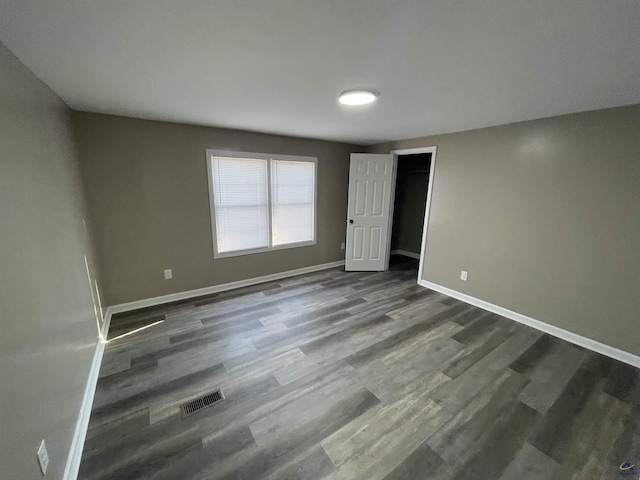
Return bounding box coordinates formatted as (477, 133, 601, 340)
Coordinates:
(37, 439, 49, 475)
(164, 269, 172, 279)
(460, 270, 468, 281)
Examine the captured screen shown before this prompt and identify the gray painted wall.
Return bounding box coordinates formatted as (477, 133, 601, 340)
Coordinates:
(369, 104, 640, 355)
(391, 154, 430, 254)
(73, 112, 358, 305)
(0, 43, 102, 479)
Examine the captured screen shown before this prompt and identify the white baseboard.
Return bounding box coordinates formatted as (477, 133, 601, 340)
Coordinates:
(418, 279, 640, 369)
(62, 308, 112, 480)
(109, 259, 346, 315)
(391, 249, 421, 260)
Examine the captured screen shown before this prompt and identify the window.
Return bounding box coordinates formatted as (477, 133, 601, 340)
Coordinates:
(206, 150, 316, 258)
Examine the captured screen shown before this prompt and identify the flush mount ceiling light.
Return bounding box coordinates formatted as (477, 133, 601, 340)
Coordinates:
(338, 89, 378, 106)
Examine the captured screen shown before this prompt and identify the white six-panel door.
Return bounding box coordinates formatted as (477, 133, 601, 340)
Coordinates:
(345, 153, 395, 271)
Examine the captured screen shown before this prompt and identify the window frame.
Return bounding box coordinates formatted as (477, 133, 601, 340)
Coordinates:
(206, 149, 317, 259)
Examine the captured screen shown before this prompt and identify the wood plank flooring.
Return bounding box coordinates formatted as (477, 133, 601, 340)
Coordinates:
(80, 257, 640, 480)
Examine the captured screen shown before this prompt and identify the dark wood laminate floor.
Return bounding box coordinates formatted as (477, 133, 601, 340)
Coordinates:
(80, 258, 640, 480)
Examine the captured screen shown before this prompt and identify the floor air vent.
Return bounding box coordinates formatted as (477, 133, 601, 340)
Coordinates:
(180, 389, 224, 418)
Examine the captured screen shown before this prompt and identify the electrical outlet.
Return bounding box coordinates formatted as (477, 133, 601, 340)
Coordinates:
(340, 242, 345, 250)
(36, 439, 49, 476)
(460, 270, 468, 281)
(164, 269, 173, 280)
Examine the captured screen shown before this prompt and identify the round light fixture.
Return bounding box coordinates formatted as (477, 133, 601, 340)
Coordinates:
(338, 89, 378, 106)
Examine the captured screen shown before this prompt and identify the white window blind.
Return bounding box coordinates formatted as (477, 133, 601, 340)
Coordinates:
(207, 151, 316, 258)
(271, 160, 315, 246)
(211, 156, 269, 254)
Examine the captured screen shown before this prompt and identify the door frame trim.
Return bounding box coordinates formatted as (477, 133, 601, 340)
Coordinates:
(389, 146, 437, 283)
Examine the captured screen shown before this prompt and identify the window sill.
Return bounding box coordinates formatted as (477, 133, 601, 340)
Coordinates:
(213, 240, 316, 259)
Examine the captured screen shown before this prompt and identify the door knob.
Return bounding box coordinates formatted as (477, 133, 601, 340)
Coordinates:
(349, 219, 354, 224)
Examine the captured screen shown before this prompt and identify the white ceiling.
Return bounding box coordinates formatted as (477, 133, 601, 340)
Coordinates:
(1, 1, 639, 145)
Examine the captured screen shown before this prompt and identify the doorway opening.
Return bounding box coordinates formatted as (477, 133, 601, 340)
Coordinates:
(390, 153, 431, 259)
(388, 146, 437, 281)
(343, 147, 436, 275)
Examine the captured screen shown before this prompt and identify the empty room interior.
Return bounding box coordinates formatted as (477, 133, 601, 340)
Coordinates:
(2, 1, 640, 479)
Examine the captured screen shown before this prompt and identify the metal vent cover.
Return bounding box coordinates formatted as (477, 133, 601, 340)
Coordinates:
(180, 389, 224, 418)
